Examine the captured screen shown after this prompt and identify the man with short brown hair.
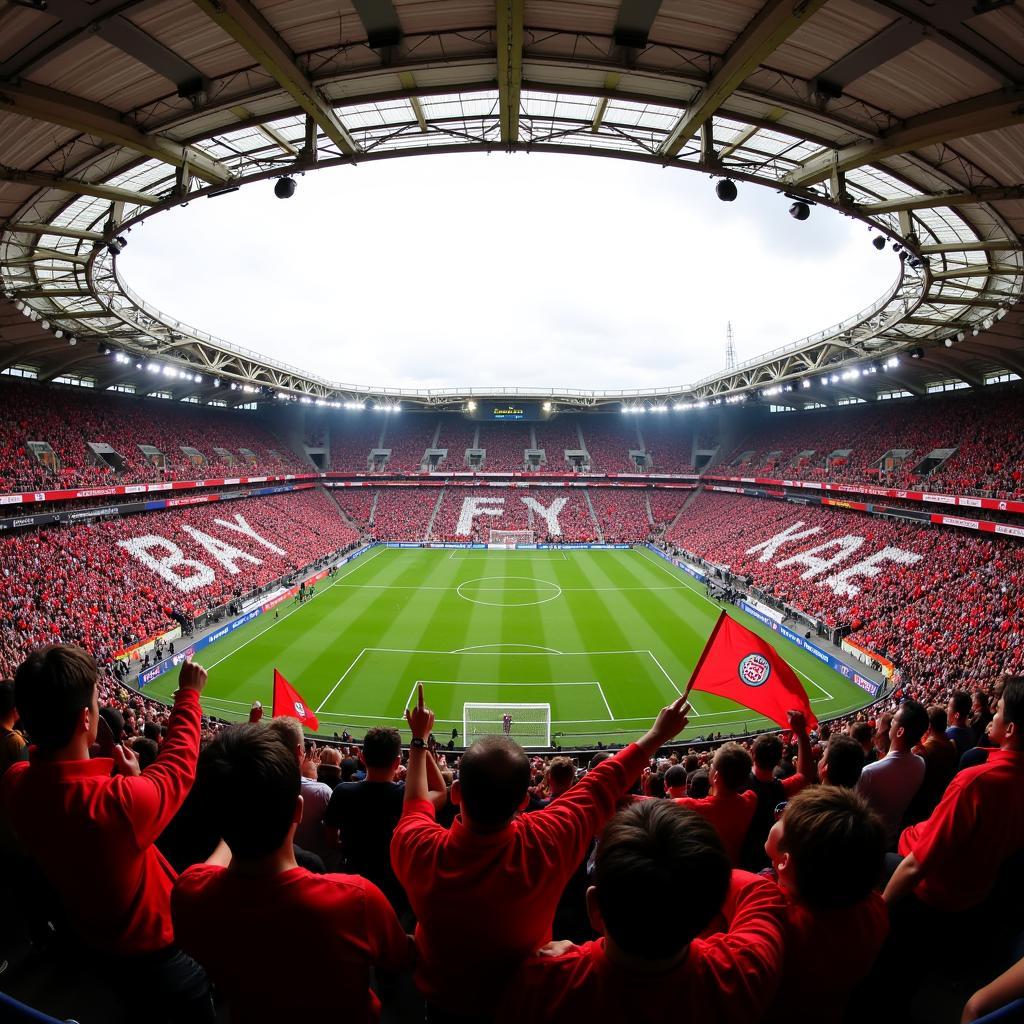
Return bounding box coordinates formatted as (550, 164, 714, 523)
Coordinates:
(1, 647, 213, 1022)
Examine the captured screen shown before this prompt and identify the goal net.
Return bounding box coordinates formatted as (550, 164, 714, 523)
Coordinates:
(488, 529, 533, 548)
(463, 702, 551, 747)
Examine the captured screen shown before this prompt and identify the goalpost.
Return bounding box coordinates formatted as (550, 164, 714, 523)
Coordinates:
(463, 702, 552, 747)
(488, 529, 534, 549)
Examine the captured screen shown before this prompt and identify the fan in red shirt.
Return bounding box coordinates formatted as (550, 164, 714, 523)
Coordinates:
(496, 800, 787, 1024)
(675, 742, 757, 864)
(391, 683, 694, 1020)
(762, 786, 889, 1024)
(172, 722, 412, 1023)
(0, 646, 214, 1022)
(886, 675, 1024, 913)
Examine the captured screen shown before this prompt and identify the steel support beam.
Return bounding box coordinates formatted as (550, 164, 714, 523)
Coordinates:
(496, 0, 525, 145)
(920, 239, 1021, 254)
(0, 165, 160, 206)
(398, 74, 428, 132)
(6, 223, 104, 242)
(229, 106, 300, 156)
(660, 0, 829, 158)
(14, 289, 91, 299)
(192, 0, 359, 156)
(2, 248, 89, 266)
(0, 80, 232, 186)
(930, 265, 1021, 281)
(785, 87, 1024, 188)
(813, 18, 925, 97)
(860, 185, 1024, 215)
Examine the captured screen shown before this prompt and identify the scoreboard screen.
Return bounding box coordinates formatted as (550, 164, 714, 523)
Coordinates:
(482, 401, 542, 421)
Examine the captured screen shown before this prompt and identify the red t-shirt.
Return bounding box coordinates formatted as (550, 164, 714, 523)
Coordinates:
(898, 748, 1024, 911)
(495, 871, 787, 1024)
(391, 742, 648, 1015)
(764, 890, 888, 1024)
(172, 865, 411, 1023)
(676, 790, 757, 864)
(0, 688, 201, 954)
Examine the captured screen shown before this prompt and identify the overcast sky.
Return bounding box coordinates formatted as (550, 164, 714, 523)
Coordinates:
(119, 152, 896, 392)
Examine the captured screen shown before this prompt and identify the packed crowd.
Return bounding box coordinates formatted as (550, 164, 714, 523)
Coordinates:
(533, 418, 583, 470)
(371, 487, 443, 541)
(1, 654, 1021, 1024)
(329, 419, 384, 474)
(475, 423, 533, 472)
(580, 416, 644, 473)
(0, 489, 358, 677)
(428, 487, 598, 543)
(667, 491, 1024, 698)
(0, 379, 308, 493)
(589, 489, 651, 543)
(724, 389, 1024, 498)
(379, 417, 440, 472)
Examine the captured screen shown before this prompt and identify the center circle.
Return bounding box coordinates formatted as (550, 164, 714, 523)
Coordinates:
(456, 576, 563, 608)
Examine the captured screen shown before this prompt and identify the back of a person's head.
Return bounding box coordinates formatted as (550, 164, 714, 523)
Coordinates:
(949, 690, 972, 720)
(199, 723, 300, 859)
(595, 801, 730, 959)
(14, 646, 96, 752)
(752, 733, 782, 770)
(362, 727, 401, 770)
(682, 754, 699, 774)
(779, 787, 885, 909)
(458, 735, 531, 827)
(99, 706, 125, 745)
(0, 679, 16, 720)
(712, 742, 752, 792)
(823, 734, 863, 788)
(143, 719, 161, 742)
(687, 768, 710, 799)
(341, 757, 359, 781)
(547, 756, 576, 789)
(588, 752, 611, 770)
(265, 716, 303, 753)
(927, 705, 948, 734)
(131, 736, 159, 771)
(999, 677, 1024, 738)
(664, 764, 687, 791)
(897, 699, 929, 747)
(850, 721, 873, 747)
(319, 746, 342, 767)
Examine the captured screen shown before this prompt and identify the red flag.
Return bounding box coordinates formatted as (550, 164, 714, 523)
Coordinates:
(272, 669, 320, 732)
(685, 612, 818, 729)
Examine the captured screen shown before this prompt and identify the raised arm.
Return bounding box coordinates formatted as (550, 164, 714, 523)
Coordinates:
(115, 657, 207, 846)
(788, 710, 813, 780)
(529, 695, 692, 862)
(403, 684, 446, 807)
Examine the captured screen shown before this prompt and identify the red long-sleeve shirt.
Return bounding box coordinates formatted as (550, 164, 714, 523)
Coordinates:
(172, 866, 412, 1023)
(390, 742, 648, 1015)
(898, 748, 1024, 911)
(496, 871, 787, 1024)
(0, 687, 201, 954)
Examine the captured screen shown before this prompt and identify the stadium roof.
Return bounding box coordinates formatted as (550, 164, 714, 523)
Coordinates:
(0, 0, 1022, 409)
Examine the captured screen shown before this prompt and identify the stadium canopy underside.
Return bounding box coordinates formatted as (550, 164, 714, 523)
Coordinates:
(0, 0, 1022, 410)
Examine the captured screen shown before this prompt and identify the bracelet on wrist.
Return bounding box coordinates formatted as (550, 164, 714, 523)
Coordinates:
(410, 737, 427, 749)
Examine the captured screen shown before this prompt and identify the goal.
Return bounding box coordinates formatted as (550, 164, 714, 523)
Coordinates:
(488, 529, 534, 548)
(463, 702, 551, 747)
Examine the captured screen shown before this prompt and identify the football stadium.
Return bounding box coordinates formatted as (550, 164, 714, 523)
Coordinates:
(0, 0, 1023, 1022)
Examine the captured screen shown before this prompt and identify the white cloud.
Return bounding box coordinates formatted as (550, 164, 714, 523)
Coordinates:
(119, 152, 896, 391)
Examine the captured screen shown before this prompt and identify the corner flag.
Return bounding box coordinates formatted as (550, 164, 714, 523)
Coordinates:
(272, 668, 320, 732)
(684, 612, 818, 729)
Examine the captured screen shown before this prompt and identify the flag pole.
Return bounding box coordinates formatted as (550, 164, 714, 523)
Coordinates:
(682, 610, 728, 701)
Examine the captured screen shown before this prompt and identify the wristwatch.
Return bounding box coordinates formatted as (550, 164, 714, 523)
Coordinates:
(410, 737, 427, 749)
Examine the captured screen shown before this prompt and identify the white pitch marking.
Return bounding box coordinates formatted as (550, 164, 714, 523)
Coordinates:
(203, 546, 385, 672)
(594, 680, 615, 720)
(315, 648, 368, 713)
(451, 643, 563, 654)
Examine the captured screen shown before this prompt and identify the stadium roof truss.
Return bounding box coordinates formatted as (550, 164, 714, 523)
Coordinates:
(0, 0, 1022, 409)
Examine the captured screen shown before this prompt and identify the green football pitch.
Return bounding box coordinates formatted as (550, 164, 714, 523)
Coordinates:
(142, 546, 874, 746)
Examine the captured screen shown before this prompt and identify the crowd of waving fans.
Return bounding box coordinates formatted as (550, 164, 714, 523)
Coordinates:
(667, 491, 1024, 697)
(0, 380, 307, 494)
(0, 490, 358, 678)
(1, 651, 1021, 1024)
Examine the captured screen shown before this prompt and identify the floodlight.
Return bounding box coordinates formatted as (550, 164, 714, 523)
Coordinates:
(789, 201, 810, 221)
(909, 347, 924, 359)
(873, 236, 886, 250)
(274, 177, 297, 199)
(716, 179, 738, 202)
